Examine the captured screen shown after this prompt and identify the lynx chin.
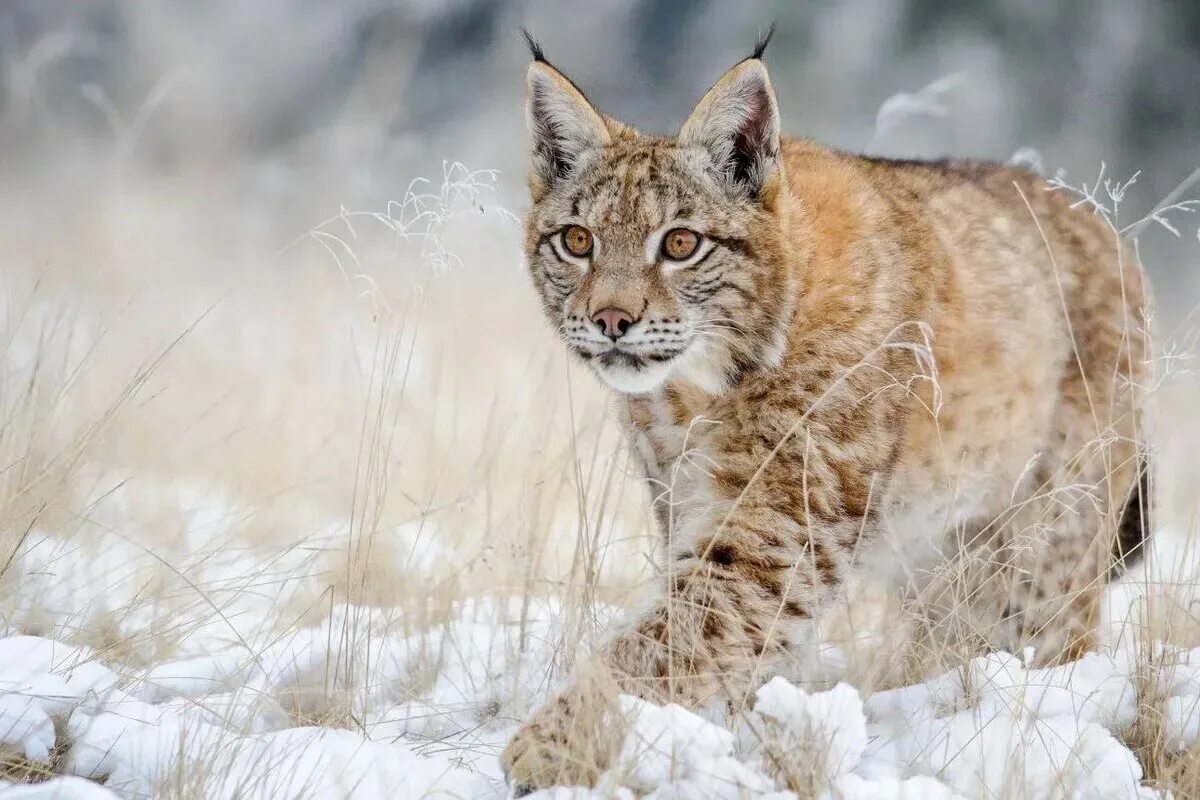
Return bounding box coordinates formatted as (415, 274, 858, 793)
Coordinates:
(505, 30, 1152, 792)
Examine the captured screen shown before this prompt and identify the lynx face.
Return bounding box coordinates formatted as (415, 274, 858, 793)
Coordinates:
(523, 55, 791, 394)
(527, 144, 764, 392)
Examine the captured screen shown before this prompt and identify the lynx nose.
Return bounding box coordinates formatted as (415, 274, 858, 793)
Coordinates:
(591, 307, 636, 340)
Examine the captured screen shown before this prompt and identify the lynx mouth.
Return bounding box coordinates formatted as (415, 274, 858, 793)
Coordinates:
(595, 349, 645, 368)
(590, 348, 674, 394)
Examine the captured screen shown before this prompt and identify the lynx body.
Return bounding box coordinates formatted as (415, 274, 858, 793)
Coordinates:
(505, 34, 1150, 790)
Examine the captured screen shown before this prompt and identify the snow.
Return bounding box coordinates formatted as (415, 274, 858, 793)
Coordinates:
(0, 695, 55, 763)
(0, 622, 1190, 799)
(53, 693, 496, 798)
(0, 590, 585, 797)
(862, 652, 1154, 799)
(822, 773, 965, 800)
(755, 678, 866, 778)
(0, 526, 1193, 799)
(0, 777, 121, 799)
(134, 651, 256, 703)
(64, 699, 226, 782)
(0, 637, 99, 683)
(201, 727, 491, 799)
(613, 695, 775, 796)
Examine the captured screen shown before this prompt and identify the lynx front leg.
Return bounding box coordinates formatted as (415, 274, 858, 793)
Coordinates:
(503, 433, 895, 789)
(501, 518, 843, 790)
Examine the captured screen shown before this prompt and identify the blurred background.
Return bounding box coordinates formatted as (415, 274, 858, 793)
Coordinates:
(1, 0, 1198, 658)
(4, 1, 1199, 308)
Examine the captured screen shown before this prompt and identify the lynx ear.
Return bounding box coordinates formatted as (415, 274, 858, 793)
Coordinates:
(679, 58, 781, 201)
(525, 56, 610, 197)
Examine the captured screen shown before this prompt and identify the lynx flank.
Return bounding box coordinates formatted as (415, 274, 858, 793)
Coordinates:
(504, 32, 1151, 790)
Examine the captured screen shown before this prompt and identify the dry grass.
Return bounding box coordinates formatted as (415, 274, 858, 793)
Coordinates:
(1, 107, 1199, 800)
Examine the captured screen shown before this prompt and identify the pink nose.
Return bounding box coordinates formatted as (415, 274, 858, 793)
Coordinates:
(591, 307, 636, 340)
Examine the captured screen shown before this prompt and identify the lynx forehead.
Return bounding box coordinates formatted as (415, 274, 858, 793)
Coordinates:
(508, 30, 1150, 792)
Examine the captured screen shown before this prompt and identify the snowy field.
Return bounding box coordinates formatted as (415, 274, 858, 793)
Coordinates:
(2, 153, 1200, 800)
(6, 548, 1200, 799)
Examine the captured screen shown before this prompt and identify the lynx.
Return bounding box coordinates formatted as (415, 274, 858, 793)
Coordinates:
(503, 31, 1151, 791)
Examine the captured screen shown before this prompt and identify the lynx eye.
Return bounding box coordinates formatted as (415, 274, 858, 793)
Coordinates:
(561, 225, 593, 258)
(661, 228, 701, 261)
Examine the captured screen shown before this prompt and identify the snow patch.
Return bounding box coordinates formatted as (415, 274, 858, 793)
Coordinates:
(0, 776, 122, 799)
(0, 695, 55, 763)
(755, 678, 867, 778)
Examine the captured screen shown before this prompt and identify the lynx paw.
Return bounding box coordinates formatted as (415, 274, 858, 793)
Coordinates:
(501, 692, 619, 794)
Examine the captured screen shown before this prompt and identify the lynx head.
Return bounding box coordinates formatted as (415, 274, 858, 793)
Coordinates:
(522, 32, 796, 395)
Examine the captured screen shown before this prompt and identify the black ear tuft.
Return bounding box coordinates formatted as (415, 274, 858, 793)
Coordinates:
(749, 23, 776, 61)
(522, 29, 547, 63)
(524, 51, 611, 194)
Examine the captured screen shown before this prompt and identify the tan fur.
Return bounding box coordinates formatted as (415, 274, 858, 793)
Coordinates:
(506, 50, 1150, 790)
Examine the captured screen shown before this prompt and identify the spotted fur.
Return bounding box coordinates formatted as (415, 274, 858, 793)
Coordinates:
(505, 40, 1151, 791)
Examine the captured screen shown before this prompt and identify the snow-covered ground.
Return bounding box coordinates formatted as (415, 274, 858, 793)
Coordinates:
(2, 514, 1200, 799)
(0, 615, 1196, 800)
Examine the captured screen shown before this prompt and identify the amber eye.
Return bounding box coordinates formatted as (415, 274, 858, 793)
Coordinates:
(561, 225, 593, 258)
(661, 228, 701, 261)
